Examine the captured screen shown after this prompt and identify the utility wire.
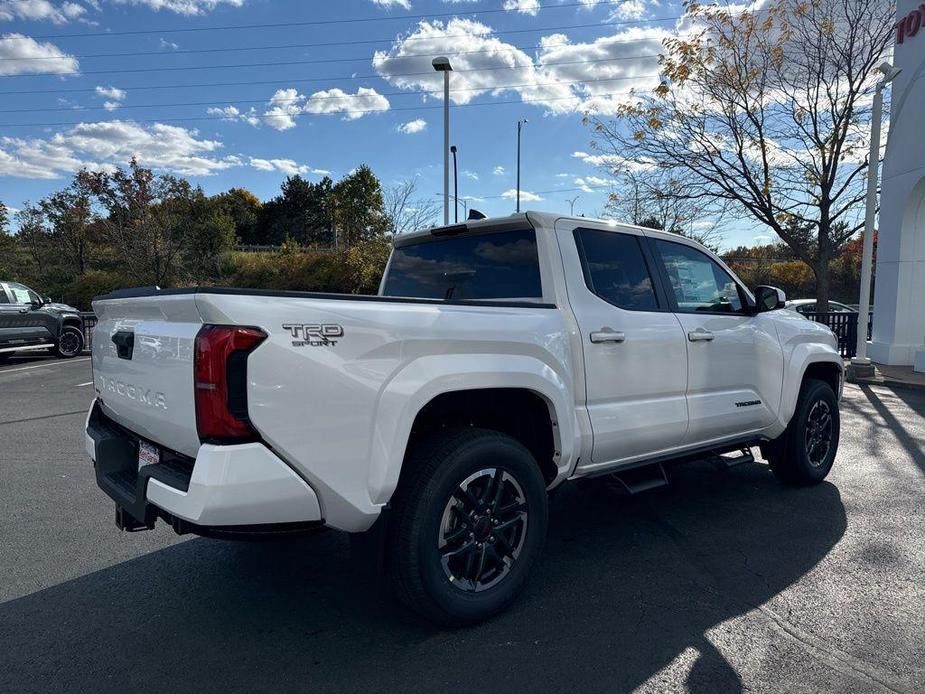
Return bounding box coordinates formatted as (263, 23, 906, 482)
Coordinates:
(0, 2, 676, 41)
(0, 64, 659, 114)
(0, 50, 662, 79)
(0, 24, 668, 62)
(0, 87, 654, 127)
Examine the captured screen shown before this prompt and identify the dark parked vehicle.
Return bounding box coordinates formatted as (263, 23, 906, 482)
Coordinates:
(0, 281, 85, 361)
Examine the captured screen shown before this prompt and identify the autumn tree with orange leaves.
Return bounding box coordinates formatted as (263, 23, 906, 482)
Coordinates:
(587, 0, 894, 311)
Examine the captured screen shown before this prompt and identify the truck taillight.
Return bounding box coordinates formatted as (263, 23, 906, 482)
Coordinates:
(194, 325, 266, 442)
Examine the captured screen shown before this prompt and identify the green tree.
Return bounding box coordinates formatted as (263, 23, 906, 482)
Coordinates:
(256, 175, 334, 246)
(39, 176, 96, 275)
(330, 165, 389, 250)
(213, 187, 262, 245)
(183, 193, 237, 283)
(80, 159, 195, 287)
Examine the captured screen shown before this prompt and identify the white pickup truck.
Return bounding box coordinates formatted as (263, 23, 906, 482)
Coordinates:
(86, 211, 842, 625)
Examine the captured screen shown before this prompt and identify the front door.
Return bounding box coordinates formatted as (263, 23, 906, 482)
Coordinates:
(557, 223, 689, 471)
(647, 237, 783, 446)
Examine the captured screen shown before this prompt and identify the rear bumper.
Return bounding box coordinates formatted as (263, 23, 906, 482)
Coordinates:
(85, 402, 323, 533)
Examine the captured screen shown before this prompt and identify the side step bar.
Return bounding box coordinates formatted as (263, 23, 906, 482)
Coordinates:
(0, 343, 54, 354)
(710, 447, 755, 470)
(607, 463, 669, 495)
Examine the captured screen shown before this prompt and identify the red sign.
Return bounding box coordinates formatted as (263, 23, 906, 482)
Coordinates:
(896, 6, 925, 44)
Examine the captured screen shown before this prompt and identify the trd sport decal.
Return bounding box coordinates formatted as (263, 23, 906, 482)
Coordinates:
(735, 400, 762, 408)
(282, 323, 344, 347)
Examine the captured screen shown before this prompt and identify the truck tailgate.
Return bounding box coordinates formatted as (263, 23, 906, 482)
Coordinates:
(91, 294, 203, 458)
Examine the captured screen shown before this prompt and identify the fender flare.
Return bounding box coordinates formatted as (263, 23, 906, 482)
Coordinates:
(778, 346, 843, 428)
(365, 353, 575, 506)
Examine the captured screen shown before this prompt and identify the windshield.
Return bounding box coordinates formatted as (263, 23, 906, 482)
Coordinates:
(381, 228, 543, 301)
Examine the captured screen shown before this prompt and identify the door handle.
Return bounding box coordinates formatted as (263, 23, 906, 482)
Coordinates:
(688, 329, 714, 342)
(18, 308, 29, 314)
(590, 329, 625, 344)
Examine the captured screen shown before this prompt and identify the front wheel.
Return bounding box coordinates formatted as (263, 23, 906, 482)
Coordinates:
(388, 428, 548, 626)
(54, 326, 84, 358)
(765, 378, 840, 485)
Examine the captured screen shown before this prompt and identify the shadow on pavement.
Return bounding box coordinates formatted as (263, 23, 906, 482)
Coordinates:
(856, 385, 925, 478)
(1, 461, 846, 693)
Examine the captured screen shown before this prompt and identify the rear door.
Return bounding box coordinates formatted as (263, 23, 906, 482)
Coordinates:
(647, 236, 783, 445)
(556, 222, 689, 470)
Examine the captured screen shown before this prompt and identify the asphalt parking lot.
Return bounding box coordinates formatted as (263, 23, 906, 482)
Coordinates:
(1, 354, 923, 693)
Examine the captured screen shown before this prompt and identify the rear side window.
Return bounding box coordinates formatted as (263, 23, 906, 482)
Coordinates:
(0, 285, 8, 304)
(382, 229, 542, 301)
(574, 228, 659, 311)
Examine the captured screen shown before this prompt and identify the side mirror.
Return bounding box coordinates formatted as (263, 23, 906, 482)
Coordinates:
(30, 299, 43, 310)
(755, 285, 786, 313)
(44, 296, 52, 304)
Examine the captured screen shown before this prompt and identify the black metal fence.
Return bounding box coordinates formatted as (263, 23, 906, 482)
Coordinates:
(80, 312, 96, 352)
(803, 312, 873, 359)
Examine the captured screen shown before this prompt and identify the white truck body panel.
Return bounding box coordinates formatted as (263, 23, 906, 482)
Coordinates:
(88, 211, 843, 533)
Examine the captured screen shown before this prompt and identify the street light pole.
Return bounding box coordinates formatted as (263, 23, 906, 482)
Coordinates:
(849, 62, 901, 378)
(432, 57, 453, 225)
(451, 145, 459, 223)
(516, 118, 527, 213)
(567, 195, 580, 216)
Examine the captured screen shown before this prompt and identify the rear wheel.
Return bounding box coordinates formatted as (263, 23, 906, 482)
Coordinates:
(765, 378, 839, 485)
(54, 326, 84, 358)
(388, 428, 548, 626)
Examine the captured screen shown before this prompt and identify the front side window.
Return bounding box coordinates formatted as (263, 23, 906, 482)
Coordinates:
(382, 229, 542, 301)
(8, 283, 38, 305)
(654, 239, 744, 314)
(574, 228, 659, 311)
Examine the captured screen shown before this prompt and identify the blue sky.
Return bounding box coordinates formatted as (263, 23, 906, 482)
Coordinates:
(0, 0, 767, 248)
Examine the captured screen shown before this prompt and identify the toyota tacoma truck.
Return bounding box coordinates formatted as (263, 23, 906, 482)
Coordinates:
(85, 212, 842, 625)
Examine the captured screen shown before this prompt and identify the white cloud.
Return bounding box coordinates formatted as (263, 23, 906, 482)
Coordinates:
(262, 88, 303, 131)
(493, 165, 505, 175)
(502, 0, 539, 15)
(248, 157, 328, 177)
(609, 0, 648, 21)
(574, 175, 616, 192)
(373, 18, 664, 116)
(501, 188, 543, 202)
(370, 0, 410, 8)
(109, 0, 245, 15)
(0, 120, 241, 179)
(0, 1, 86, 24)
(373, 19, 577, 112)
(207, 105, 260, 126)
(462, 170, 479, 181)
(572, 150, 654, 173)
(303, 87, 390, 120)
(95, 85, 125, 101)
(159, 37, 179, 50)
(0, 33, 78, 76)
(95, 85, 126, 110)
(398, 118, 427, 134)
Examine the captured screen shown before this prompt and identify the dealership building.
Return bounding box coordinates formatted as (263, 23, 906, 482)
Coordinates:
(870, 0, 925, 371)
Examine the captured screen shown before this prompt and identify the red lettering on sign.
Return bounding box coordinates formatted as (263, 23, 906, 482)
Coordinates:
(897, 6, 925, 44)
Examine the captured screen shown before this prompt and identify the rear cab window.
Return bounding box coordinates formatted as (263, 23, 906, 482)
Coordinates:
(381, 228, 543, 302)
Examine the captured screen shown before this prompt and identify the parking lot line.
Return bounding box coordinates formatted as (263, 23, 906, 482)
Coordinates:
(76, 381, 94, 387)
(0, 358, 90, 375)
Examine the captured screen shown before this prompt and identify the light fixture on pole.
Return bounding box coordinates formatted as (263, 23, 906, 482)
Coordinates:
(516, 118, 528, 213)
(848, 61, 902, 380)
(567, 195, 580, 216)
(432, 57, 453, 225)
(450, 145, 459, 224)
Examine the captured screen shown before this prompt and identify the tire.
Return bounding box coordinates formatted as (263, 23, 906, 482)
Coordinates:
(388, 427, 548, 626)
(766, 378, 839, 486)
(54, 326, 84, 358)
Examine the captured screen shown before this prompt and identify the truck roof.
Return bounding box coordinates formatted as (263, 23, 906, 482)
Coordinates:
(396, 210, 715, 255)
